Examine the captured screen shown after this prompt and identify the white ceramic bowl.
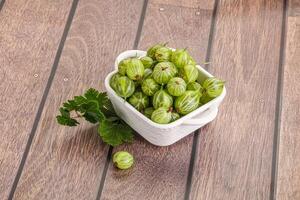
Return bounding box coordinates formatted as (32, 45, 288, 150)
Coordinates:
(104, 50, 226, 146)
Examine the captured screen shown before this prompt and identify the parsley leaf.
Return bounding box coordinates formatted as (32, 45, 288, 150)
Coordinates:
(56, 108, 79, 126)
(98, 92, 116, 117)
(98, 119, 134, 147)
(56, 88, 134, 147)
(57, 88, 107, 125)
(81, 100, 105, 123)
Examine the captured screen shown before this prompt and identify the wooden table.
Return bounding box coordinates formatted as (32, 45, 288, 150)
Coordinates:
(0, 0, 299, 199)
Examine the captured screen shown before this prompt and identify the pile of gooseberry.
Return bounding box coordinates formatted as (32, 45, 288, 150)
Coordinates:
(110, 43, 224, 124)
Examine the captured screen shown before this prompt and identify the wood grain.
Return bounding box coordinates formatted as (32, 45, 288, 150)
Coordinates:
(276, 0, 300, 199)
(151, 0, 214, 10)
(189, 0, 284, 199)
(0, 0, 73, 199)
(11, 0, 144, 199)
(100, 1, 215, 199)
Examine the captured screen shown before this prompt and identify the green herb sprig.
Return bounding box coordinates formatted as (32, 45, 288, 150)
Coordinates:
(56, 88, 134, 146)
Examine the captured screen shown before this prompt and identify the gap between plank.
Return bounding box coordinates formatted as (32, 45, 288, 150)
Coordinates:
(7, 0, 80, 199)
(269, 0, 288, 199)
(184, 132, 200, 200)
(133, 0, 149, 49)
(184, 0, 220, 199)
(96, 146, 113, 200)
(95, 0, 149, 199)
(0, 0, 6, 12)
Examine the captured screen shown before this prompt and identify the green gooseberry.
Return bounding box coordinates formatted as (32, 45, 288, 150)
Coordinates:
(171, 49, 190, 68)
(115, 76, 135, 99)
(128, 91, 149, 111)
(141, 78, 160, 96)
(187, 82, 203, 92)
(175, 90, 201, 115)
(118, 58, 131, 75)
(151, 107, 172, 124)
(155, 46, 172, 62)
(152, 62, 178, 84)
(171, 112, 180, 122)
(126, 58, 144, 81)
(147, 43, 165, 59)
(113, 151, 134, 170)
(152, 89, 173, 109)
(110, 73, 121, 90)
(143, 68, 153, 80)
(200, 93, 214, 104)
(202, 77, 225, 98)
(167, 77, 187, 96)
(140, 56, 154, 69)
(179, 64, 199, 83)
(135, 68, 152, 88)
(144, 107, 154, 118)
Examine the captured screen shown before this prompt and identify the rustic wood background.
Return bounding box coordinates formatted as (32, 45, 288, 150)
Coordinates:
(0, 0, 299, 199)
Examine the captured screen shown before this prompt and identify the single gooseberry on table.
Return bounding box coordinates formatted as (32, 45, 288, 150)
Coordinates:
(113, 151, 134, 170)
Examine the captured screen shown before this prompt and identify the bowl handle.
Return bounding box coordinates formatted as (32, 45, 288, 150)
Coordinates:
(182, 107, 218, 125)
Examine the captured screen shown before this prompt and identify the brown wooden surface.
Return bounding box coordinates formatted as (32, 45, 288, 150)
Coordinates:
(190, 0, 284, 199)
(277, 0, 300, 199)
(0, 0, 73, 199)
(11, 0, 143, 199)
(0, 0, 299, 199)
(100, 1, 215, 200)
(151, 0, 215, 10)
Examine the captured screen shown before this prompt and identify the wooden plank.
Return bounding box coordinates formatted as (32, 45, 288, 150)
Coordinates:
(0, 0, 73, 199)
(151, 0, 214, 10)
(100, 2, 215, 200)
(276, 0, 300, 199)
(189, 0, 284, 199)
(11, 0, 144, 199)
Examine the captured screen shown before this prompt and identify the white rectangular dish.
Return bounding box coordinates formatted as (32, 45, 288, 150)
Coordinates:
(104, 50, 226, 146)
